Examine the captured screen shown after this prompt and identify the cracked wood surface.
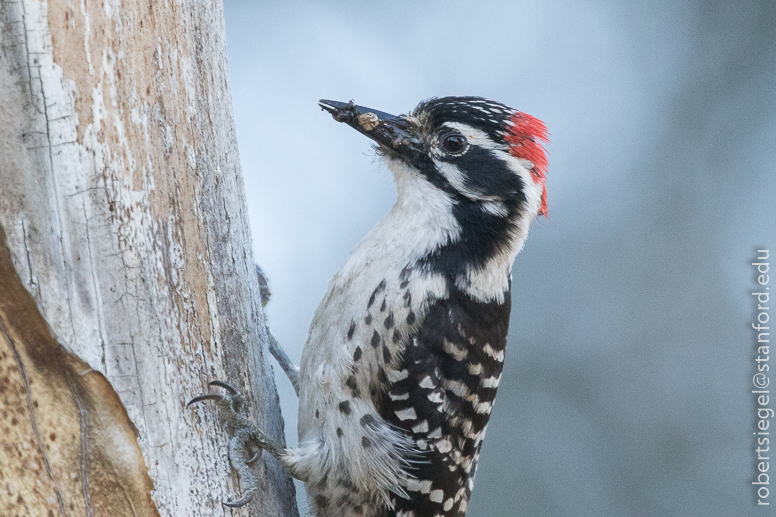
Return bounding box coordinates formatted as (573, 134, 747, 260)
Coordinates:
(0, 0, 298, 515)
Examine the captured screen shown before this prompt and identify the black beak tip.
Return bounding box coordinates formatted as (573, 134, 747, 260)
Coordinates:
(318, 99, 400, 125)
(318, 99, 355, 122)
(318, 99, 348, 111)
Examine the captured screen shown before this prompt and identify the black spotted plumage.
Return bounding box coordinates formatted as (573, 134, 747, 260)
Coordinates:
(281, 97, 547, 517)
(194, 97, 548, 517)
(375, 281, 511, 516)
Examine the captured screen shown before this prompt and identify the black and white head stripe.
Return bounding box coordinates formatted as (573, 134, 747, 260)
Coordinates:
(392, 97, 538, 213)
(384, 98, 540, 282)
(411, 97, 521, 148)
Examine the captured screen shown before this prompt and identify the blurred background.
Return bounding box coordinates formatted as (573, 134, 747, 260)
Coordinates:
(222, 1, 776, 515)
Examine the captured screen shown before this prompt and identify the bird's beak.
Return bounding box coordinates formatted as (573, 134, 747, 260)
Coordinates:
(319, 99, 419, 156)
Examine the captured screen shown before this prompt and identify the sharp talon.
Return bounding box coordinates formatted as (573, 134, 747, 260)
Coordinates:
(209, 380, 240, 395)
(246, 449, 262, 464)
(187, 393, 222, 407)
(242, 440, 262, 464)
(222, 490, 255, 508)
(189, 379, 269, 505)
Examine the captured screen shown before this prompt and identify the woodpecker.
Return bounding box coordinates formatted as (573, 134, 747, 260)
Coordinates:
(189, 96, 549, 517)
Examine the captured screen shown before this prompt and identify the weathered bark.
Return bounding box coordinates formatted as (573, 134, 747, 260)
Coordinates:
(0, 0, 297, 515)
(0, 224, 160, 516)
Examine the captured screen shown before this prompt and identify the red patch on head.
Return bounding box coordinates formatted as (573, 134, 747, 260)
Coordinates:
(504, 112, 550, 218)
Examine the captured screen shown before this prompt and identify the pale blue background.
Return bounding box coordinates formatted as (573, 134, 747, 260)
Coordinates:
(222, 1, 776, 515)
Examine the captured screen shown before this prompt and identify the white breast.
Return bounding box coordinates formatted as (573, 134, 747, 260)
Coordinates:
(298, 158, 457, 438)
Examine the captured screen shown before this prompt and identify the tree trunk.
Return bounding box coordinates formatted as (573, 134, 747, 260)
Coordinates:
(0, 0, 298, 515)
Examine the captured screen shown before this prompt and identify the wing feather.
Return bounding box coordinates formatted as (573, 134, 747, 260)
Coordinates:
(376, 284, 511, 516)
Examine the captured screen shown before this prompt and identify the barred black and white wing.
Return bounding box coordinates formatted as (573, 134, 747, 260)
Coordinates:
(378, 284, 512, 517)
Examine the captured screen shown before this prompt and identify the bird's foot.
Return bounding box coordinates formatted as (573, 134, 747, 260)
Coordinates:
(188, 380, 285, 508)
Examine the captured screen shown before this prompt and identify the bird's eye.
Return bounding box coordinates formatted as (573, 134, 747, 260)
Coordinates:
(442, 134, 467, 154)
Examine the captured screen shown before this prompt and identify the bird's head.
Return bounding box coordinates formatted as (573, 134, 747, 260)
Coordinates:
(319, 97, 549, 219)
(320, 97, 549, 295)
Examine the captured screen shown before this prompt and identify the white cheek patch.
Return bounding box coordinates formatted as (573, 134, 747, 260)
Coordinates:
(432, 160, 471, 197)
(480, 200, 508, 217)
(502, 153, 543, 218)
(433, 159, 512, 204)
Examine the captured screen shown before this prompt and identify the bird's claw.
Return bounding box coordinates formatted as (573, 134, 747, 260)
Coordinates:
(187, 380, 243, 408)
(208, 379, 240, 394)
(246, 448, 262, 464)
(223, 488, 256, 508)
(188, 380, 259, 508)
(186, 393, 222, 406)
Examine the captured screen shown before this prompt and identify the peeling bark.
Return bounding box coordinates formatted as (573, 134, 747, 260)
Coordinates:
(0, 0, 297, 515)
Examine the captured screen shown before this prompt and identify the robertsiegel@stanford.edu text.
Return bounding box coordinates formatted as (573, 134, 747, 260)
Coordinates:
(753, 249, 770, 506)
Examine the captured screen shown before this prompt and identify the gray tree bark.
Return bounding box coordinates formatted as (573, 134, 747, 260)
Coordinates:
(0, 0, 298, 515)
